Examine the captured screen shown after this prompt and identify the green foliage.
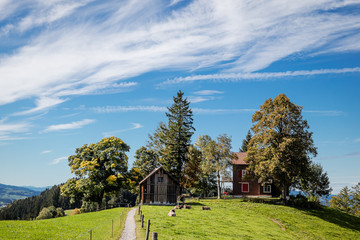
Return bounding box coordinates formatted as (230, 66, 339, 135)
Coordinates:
(195, 134, 234, 199)
(133, 146, 160, 177)
(137, 199, 360, 239)
(330, 183, 360, 217)
(297, 162, 332, 197)
(181, 145, 202, 189)
(56, 208, 65, 217)
(62, 136, 130, 209)
(246, 94, 317, 199)
(36, 207, 53, 220)
(158, 90, 195, 182)
(0, 207, 129, 240)
(80, 201, 98, 213)
(240, 130, 252, 152)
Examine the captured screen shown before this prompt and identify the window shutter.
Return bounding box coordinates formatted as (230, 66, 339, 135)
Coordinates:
(239, 170, 242, 178)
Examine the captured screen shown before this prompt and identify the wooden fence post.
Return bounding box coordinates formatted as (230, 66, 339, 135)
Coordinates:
(152, 232, 158, 240)
(141, 214, 144, 228)
(112, 219, 114, 238)
(138, 205, 141, 214)
(145, 219, 151, 240)
(89, 229, 92, 240)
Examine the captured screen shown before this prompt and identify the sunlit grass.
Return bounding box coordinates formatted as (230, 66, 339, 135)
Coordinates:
(0, 207, 130, 240)
(136, 198, 360, 240)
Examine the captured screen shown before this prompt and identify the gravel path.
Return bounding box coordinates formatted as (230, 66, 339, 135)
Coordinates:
(119, 208, 137, 240)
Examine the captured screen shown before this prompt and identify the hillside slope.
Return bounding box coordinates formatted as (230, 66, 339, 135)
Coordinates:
(0, 207, 130, 240)
(136, 199, 360, 240)
(0, 183, 41, 207)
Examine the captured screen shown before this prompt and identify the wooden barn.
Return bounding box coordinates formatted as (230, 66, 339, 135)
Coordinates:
(139, 167, 180, 205)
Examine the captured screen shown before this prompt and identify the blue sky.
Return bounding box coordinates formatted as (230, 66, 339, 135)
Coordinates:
(0, 0, 359, 194)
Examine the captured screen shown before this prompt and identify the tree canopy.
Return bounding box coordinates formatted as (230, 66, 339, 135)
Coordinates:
(159, 90, 195, 181)
(133, 146, 160, 178)
(246, 94, 318, 200)
(195, 134, 234, 199)
(240, 130, 252, 152)
(61, 136, 130, 209)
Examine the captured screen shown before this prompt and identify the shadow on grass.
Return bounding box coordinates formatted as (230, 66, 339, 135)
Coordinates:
(302, 207, 360, 232)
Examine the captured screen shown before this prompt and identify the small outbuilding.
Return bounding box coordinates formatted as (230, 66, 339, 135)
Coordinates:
(139, 167, 180, 205)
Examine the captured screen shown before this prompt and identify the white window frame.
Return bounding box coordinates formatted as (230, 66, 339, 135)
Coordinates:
(241, 182, 249, 193)
(263, 184, 271, 193)
(242, 169, 247, 177)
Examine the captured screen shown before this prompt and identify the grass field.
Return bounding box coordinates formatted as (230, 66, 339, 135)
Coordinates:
(0, 207, 130, 240)
(136, 198, 360, 240)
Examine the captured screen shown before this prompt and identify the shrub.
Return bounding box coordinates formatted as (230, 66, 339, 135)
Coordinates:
(36, 207, 53, 220)
(56, 208, 65, 217)
(80, 201, 98, 213)
(70, 208, 81, 215)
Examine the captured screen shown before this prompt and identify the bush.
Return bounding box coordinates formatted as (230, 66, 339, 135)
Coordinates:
(289, 194, 321, 209)
(56, 208, 65, 217)
(80, 201, 98, 213)
(36, 207, 53, 220)
(70, 208, 81, 215)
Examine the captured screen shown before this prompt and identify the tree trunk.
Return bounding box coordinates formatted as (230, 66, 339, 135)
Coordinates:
(282, 183, 289, 204)
(217, 171, 221, 199)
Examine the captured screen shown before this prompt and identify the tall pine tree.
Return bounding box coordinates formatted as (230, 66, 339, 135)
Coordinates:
(160, 90, 195, 182)
(240, 130, 252, 152)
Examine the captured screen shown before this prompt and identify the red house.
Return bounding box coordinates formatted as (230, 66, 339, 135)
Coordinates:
(232, 152, 280, 197)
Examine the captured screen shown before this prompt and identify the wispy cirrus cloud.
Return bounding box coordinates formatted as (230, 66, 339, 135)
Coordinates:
(0, 0, 359, 113)
(91, 104, 343, 116)
(41, 150, 52, 154)
(317, 152, 360, 161)
(42, 119, 95, 133)
(91, 105, 167, 114)
(51, 156, 68, 165)
(103, 123, 144, 137)
(159, 67, 360, 86)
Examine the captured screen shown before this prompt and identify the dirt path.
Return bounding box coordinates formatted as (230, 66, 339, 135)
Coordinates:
(119, 208, 137, 240)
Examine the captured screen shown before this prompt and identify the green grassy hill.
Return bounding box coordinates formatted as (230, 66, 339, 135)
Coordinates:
(0, 207, 130, 240)
(136, 199, 360, 240)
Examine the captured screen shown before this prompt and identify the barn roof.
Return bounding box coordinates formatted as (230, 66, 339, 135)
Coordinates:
(231, 152, 248, 165)
(139, 166, 179, 185)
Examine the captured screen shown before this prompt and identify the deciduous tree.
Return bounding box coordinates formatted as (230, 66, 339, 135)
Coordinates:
(133, 146, 160, 177)
(61, 136, 130, 210)
(196, 134, 234, 199)
(246, 94, 317, 201)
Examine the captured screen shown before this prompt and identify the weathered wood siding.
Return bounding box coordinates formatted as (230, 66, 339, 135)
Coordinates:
(140, 168, 180, 205)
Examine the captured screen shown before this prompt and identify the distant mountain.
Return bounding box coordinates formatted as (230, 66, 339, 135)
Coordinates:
(0, 183, 42, 207)
(20, 186, 50, 192)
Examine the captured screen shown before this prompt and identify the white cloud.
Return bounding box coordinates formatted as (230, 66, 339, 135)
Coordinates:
(41, 150, 52, 154)
(0, 0, 360, 111)
(43, 119, 95, 133)
(188, 96, 216, 103)
(159, 67, 360, 86)
(13, 97, 68, 116)
(103, 123, 144, 137)
(303, 110, 343, 116)
(193, 90, 224, 95)
(91, 105, 167, 113)
(51, 156, 68, 165)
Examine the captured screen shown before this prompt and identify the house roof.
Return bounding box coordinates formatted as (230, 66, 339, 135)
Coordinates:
(138, 166, 179, 185)
(231, 152, 248, 165)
